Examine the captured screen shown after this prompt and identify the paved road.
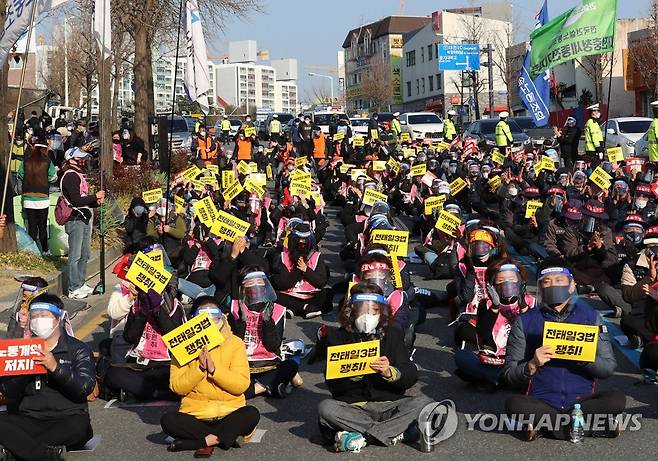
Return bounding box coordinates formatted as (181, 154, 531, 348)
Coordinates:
(63, 207, 658, 460)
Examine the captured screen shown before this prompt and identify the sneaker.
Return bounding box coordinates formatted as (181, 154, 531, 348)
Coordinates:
(79, 284, 95, 294)
(42, 251, 52, 258)
(604, 306, 623, 319)
(68, 288, 89, 300)
(390, 423, 420, 446)
(304, 310, 322, 319)
(335, 431, 367, 453)
(45, 445, 66, 461)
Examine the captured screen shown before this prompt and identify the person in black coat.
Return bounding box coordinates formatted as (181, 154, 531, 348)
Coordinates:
(557, 117, 581, 172)
(317, 282, 436, 453)
(123, 197, 149, 252)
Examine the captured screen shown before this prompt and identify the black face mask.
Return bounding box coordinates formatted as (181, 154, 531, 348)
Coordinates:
(541, 285, 573, 308)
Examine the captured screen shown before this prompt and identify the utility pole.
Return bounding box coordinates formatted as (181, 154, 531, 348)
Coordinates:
(487, 44, 494, 118)
(64, 15, 69, 107)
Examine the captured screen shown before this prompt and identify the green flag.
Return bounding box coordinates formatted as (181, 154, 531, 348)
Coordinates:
(530, 0, 617, 77)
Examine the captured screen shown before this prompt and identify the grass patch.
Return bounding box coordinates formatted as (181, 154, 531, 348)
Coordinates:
(0, 252, 66, 276)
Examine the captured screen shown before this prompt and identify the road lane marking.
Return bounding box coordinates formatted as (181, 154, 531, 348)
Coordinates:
(77, 311, 109, 340)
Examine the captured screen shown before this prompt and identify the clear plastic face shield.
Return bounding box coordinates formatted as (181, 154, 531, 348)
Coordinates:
(623, 223, 645, 246)
(351, 293, 387, 335)
(574, 160, 586, 172)
(536, 267, 575, 309)
(614, 181, 629, 198)
(360, 262, 393, 296)
(573, 171, 586, 187)
(487, 264, 522, 306)
(240, 271, 277, 310)
(249, 196, 261, 214)
(581, 216, 598, 234)
(550, 194, 565, 212)
(28, 302, 63, 339)
(193, 304, 225, 327)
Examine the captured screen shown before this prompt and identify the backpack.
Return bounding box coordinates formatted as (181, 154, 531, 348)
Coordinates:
(54, 170, 78, 225)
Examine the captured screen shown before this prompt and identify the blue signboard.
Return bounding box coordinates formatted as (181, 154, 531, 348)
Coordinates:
(437, 44, 481, 71)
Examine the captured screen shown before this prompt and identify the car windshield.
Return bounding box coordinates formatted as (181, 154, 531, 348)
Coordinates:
(230, 120, 242, 127)
(512, 118, 537, 130)
(618, 120, 652, 134)
(313, 114, 336, 125)
(377, 113, 394, 123)
(480, 120, 524, 134)
(277, 114, 294, 124)
(170, 119, 189, 133)
(408, 114, 441, 125)
(351, 119, 369, 126)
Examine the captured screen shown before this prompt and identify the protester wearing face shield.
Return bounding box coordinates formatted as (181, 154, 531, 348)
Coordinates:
(455, 260, 535, 389)
(556, 116, 581, 172)
(605, 179, 632, 228)
(632, 184, 656, 221)
(161, 296, 260, 458)
(0, 294, 96, 461)
(6, 276, 48, 339)
(500, 185, 548, 260)
(271, 223, 331, 318)
(318, 283, 437, 453)
(123, 197, 149, 251)
(535, 187, 566, 240)
(228, 267, 300, 399)
(503, 259, 624, 442)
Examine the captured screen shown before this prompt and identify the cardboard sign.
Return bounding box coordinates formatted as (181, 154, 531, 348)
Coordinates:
(372, 160, 387, 171)
(237, 161, 251, 175)
(540, 156, 557, 172)
(210, 210, 251, 242)
(487, 175, 501, 190)
(142, 188, 163, 204)
(0, 339, 46, 376)
(403, 148, 415, 158)
(350, 168, 368, 181)
(589, 166, 612, 191)
(249, 162, 259, 174)
(333, 132, 345, 142)
(162, 313, 225, 366)
(206, 165, 219, 175)
(449, 177, 467, 196)
(607, 147, 624, 163)
(244, 126, 256, 137)
(389, 253, 403, 289)
(326, 340, 380, 379)
(195, 196, 219, 226)
(370, 129, 379, 139)
(223, 180, 244, 202)
(492, 150, 505, 165)
(370, 230, 409, 256)
(289, 179, 311, 198)
(424, 195, 446, 215)
(533, 162, 543, 177)
(146, 249, 164, 267)
(222, 170, 237, 189)
(352, 137, 365, 147)
(542, 321, 598, 362)
(435, 209, 462, 237)
(525, 200, 543, 218)
(200, 176, 218, 188)
(174, 195, 186, 214)
(399, 132, 411, 142)
(244, 178, 265, 198)
(266, 164, 274, 180)
(191, 179, 205, 191)
(125, 251, 173, 294)
(295, 157, 308, 168)
(410, 163, 427, 177)
(362, 188, 388, 207)
(182, 165, 201, 181)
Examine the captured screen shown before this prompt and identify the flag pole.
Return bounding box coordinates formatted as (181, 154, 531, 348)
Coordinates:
(1, 0, 39, 223)
(163, 0, 185, 233)
(602, 52, 614, 147)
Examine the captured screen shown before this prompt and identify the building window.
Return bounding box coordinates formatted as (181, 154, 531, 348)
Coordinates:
(436, 74, 442, 90)
(421, 78, 425, 94)
(406, 81, 411, 97)
(421, 47, 424, 63)
(351, 34, 358, 59)
(405, 50, 415, 67)
(429, 75, 434, 91)
(364, 30, 372, 54)
(416, 79, 419, 95)
(428, 44, 433, 60)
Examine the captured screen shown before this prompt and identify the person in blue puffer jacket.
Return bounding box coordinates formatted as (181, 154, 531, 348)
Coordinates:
(502, 257, 625, 441)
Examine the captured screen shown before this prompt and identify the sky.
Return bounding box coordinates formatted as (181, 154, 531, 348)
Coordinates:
(208, 0, 648, 103)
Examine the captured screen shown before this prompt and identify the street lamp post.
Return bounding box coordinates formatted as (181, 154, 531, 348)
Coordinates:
(308, 72, 334, 103)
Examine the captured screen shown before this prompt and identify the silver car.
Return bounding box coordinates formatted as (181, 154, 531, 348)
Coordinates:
(602, 117, 653, 157)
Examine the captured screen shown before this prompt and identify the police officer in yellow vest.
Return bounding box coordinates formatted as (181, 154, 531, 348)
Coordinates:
(648, 101, 658, 163)
(443, 109, 457, 142)
(269, 114, 281, 143)
(220, 115, 231, 143)
(584, 104, 604, 162)
(495, 111, 513, 153)
(391, 112, 402, 136)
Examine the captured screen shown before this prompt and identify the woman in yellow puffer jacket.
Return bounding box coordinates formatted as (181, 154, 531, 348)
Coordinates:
(161, 296, 260, 457)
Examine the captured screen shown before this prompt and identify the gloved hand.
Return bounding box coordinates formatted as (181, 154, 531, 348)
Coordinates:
(138, 289, 163, 316)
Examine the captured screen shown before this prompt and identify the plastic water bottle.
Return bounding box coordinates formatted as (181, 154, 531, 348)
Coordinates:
(570, 403, 585, 444)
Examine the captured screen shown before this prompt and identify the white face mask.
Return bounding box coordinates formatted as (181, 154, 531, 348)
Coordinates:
(355, 313, 380, 334)
(30, 317, 58, 339)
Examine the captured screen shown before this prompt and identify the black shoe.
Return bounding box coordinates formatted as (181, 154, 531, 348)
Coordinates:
(604, 306, 623, 319)
(167, 440, 187, 452)
(0, 446, 15, 461)
(45, 445, 66, 461)
(270, 382, 287, 399)
(629, 335, 644, 350)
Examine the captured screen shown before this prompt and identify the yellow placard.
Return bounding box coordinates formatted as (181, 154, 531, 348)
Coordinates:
(589, 167, 612, 191)
(182, 165, 201, 181)
(210, 210, 251, 242)
(223, 180, 244, 202)
(607, 146, 624, 163)
(191, 179, 204, 191)
(289, 179, 311, 198)
(146, 249, 164, 267)
(525, 200, 543, 218)
(352, 137, 365, 147)
(399, 132, 411, 142)
(424, 195, 446, 215)
(370, 230, 409, 256)
(291, 169, 311, 183)
(362, 188, 388, 207)
(249, 162, 258, 174)
(200, 176, 218, 188)
(222, 170, 237, 189)
(372, 160, 387, 171)
(162, 313, 225, 366)
(389, 253, 403, 289)
(487, 175, 501, 190)
(540, 156, 557, 172)
(533, 162, 544, 177)
(194, 196, 219, 226)
(326, 340, 380, 379)
(350, 168, 367, 181)
(386, 157, 399, 173)
(542, 321, 599, 362)
(244, 178, 265, 198)
(174, 195, 186, 214)
(333, 132, 345, 142)
(244, 126, 256, 137)
(435, 141, 450, 152)
(295, 157, 308, 168)
(249, 173, 267, 186)
(142, 188, 163, 204)
(449, 177, 467, 196)
(125, 251, 173, 295)
(266, 164, 274, 180)
(492, 150, 505, 165)
(237, 161, 251, 175)
(206, 165, 219, 175)
(410, 163, 427, 177)
(370, 129, 379, 140)
(403, 148, 415, 158)
(435, 209, 462, 237)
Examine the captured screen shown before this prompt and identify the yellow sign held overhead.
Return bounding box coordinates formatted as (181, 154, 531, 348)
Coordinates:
(237, 161, 251, 175)
(424, 195, 446, 215)
(362, 188, 388, 207)
(295, 157, 308, 168)
(333, 132, 345, 142)
(607, 146, 624, 163)
(372, 160, 387, 171)
(410, 163, 427, 177)
(370, 129, 379, 139)
(222, 170, 237, 189)
(162, 313, 225, 366)
(370, 230, 409, 256)
(244, 126, 256, 137)
(125, 252, 173, 294)
(210, 210, 251, 242)
(326, 340, 380, 379)
(589, 166, 612, 191)
(399, 132, 411, 142)
(492, 150, 505, 165)
(182, 165, 201, 182)
(223, 180, 244, 202)
(174, 195, 186, 214)
(540, 156, 557, 172)
(142, 188, 163, 204)
(266, 164, 274, 180)
(206, 165, 219, 175)
(435, 209, 462, 237)
(542, 321, 599, 362)
(525, 200, 543, 218)
(244, 178, 265, 198)
(487, 175, 501, 190)
(352, 137, 365, 147)
(195, 196, 219, 226)
(449, 177, 467, 196)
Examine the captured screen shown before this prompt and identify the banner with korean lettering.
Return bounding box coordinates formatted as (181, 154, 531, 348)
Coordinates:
(0, 339, 46, 376)
(529, 0, 617, 78)
(542, 321, 598, 362)
(125, 252, 173, 294)
(326, 340, 380, 379)
(162, 313, 225, 366)
(518, 0, 550, 127)
(369, 230, 409, 256)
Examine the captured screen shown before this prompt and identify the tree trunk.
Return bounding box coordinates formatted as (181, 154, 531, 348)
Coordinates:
(98, 56, 113, 180)
(111, 59, 120, 133)
(133, 23, 154, 159)
(85, 73, 93, 120)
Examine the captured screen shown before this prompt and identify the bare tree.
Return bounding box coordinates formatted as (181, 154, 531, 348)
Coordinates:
(360, 58, 394, 112)
(488, 19, 517, 110)
(576, 53, 615, 104)
(457, 12, 490, 119)
(627, 0, 658, 99)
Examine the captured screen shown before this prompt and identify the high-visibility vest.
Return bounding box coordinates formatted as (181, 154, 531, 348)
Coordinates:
(198, 137, 217, 161)
(391, 118, 401, 135)
(495, 120, 512, 147)
(221, 119, 231, 131)
(313, 133, 326, 159)
(584, 118, 603, 152)
(237, 139, 252, 160)
(443, 119, 456, 140)
(270, 119, 281, 134)
(648, 118, 658, 162)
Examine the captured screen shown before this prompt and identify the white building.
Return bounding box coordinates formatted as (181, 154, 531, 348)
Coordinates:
(401, 9, 512, 116)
